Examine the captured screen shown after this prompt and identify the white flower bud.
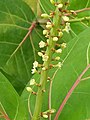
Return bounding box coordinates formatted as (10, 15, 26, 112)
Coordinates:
(61, 43, 66, 48)
(58, 32, 63, 37)
(39, 41, 46, 48)
(42, 54, 49, 62)
(47, 21, 52, 25)
(50, 0, 55, 4)
(26, 87, 33, 92)
(42, 67, 46, 71)
(38, 52, 43, 57)
(46, 24, 52, 29)
(43, 30, 48, 35)
(56, 62, 62, 68)
(55, 56, 60, 60)
(47, 39, 49, 44)
(42, 114, 48, 118)
(62, 16, 69, 22)
(30, 79, 36, 86)
(31, 68, 37, 74)
(57, 4, 63, 9)
(53, 37, 58, 42)
(33, 61, 38, 68)
(56, 49, 62, 53)
(41, 13, 49, 18)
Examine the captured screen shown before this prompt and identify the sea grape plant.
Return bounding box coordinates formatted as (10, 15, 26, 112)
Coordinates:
(0, 0, 90, 120)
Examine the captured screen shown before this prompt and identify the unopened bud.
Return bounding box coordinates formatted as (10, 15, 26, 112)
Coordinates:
(58, 32, 63, 37)
(62, 16, 69, 22)
(42, 114, 48, 118)
(30, 79, 36, 86)
(57, 4, 63, 9)
(53, 37, 58, 42)
(55, 56, 60, 60)
(46, 24, 52, 29)
(41, 13, 49, 18)
(43, 30, 48, 35)
(26, 87, 33, 92)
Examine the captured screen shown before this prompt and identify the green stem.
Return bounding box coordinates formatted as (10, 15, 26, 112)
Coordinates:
(32, 7, 61, 120)
(69, 16, 90, 22)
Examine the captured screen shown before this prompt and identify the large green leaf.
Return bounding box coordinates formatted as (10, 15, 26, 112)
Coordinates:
(49, 27, 90, 119)
(0, 72, 27, 120)
(21, 27, 90, 120)
(0, 0, 45, 94)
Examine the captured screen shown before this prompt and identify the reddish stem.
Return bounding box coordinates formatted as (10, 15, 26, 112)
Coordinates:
(1, 111, 10, 120)
(54, 64, 90, 120)
(10, 21, 36, 58)
(65, 7, 90, 16)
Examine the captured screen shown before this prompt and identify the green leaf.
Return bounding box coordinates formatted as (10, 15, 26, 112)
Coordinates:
(0, 72, 27, 120)
(0, 0, 45, 94)
(50, 27, 90, 119)
(24, 0, 38, 13)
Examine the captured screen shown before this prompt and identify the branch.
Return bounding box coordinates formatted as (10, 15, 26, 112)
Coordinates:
(0, 111, 10, 120)
(75, 7, 90, 13)
(54, 64, 90, 120)
(65, 7, 90, 16)
(69, 16, 90, 23)
(9, 21, 36, 59)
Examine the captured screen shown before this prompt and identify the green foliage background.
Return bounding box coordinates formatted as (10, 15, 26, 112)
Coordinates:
(0, 0, 90, 120)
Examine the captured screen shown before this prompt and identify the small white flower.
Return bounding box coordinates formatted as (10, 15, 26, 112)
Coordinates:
(41, 13, 49, 18)
(42, 54, 49, 62)
(31, 68, 37, 74)
(46, 24, 52, 29)
(47, 21, 52, 25)
(30, 79, 36, 86)
(47, 39, 49, 44)
(39, 41, 46, 48)
(58, 31, 63, 37)
(56, 62, 62, 68)
(61, 43, 66, 48)
(42, 114, 48, 118)
(33, 61, 38, 68)
(38, 52, 43, 57)
(43, 30, 48, 35)
(57, 4, 63, 9)
(26, 87, 33, 92)
(42, 67, 46, 71)
(55, 56, 60, 60)
(53, 37, 58, 42)
(62, 16, 69, 22)
(56, 49, 62, 53)
(50, 0, 55, 4)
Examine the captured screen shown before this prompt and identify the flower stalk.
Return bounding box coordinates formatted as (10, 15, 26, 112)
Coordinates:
(31, 3, 62, 120)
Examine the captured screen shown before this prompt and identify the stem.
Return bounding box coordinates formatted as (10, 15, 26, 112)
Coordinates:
(32, 7, 61, 120)
(48, 80, 52, 120)
(54, 64, 90, 120)
(65, 7, 90, 16)
(9, 21, 36, 59)
(69, 16, 90, 23)
(0, 111, 10, 120)
(75, 7, 90, 13)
